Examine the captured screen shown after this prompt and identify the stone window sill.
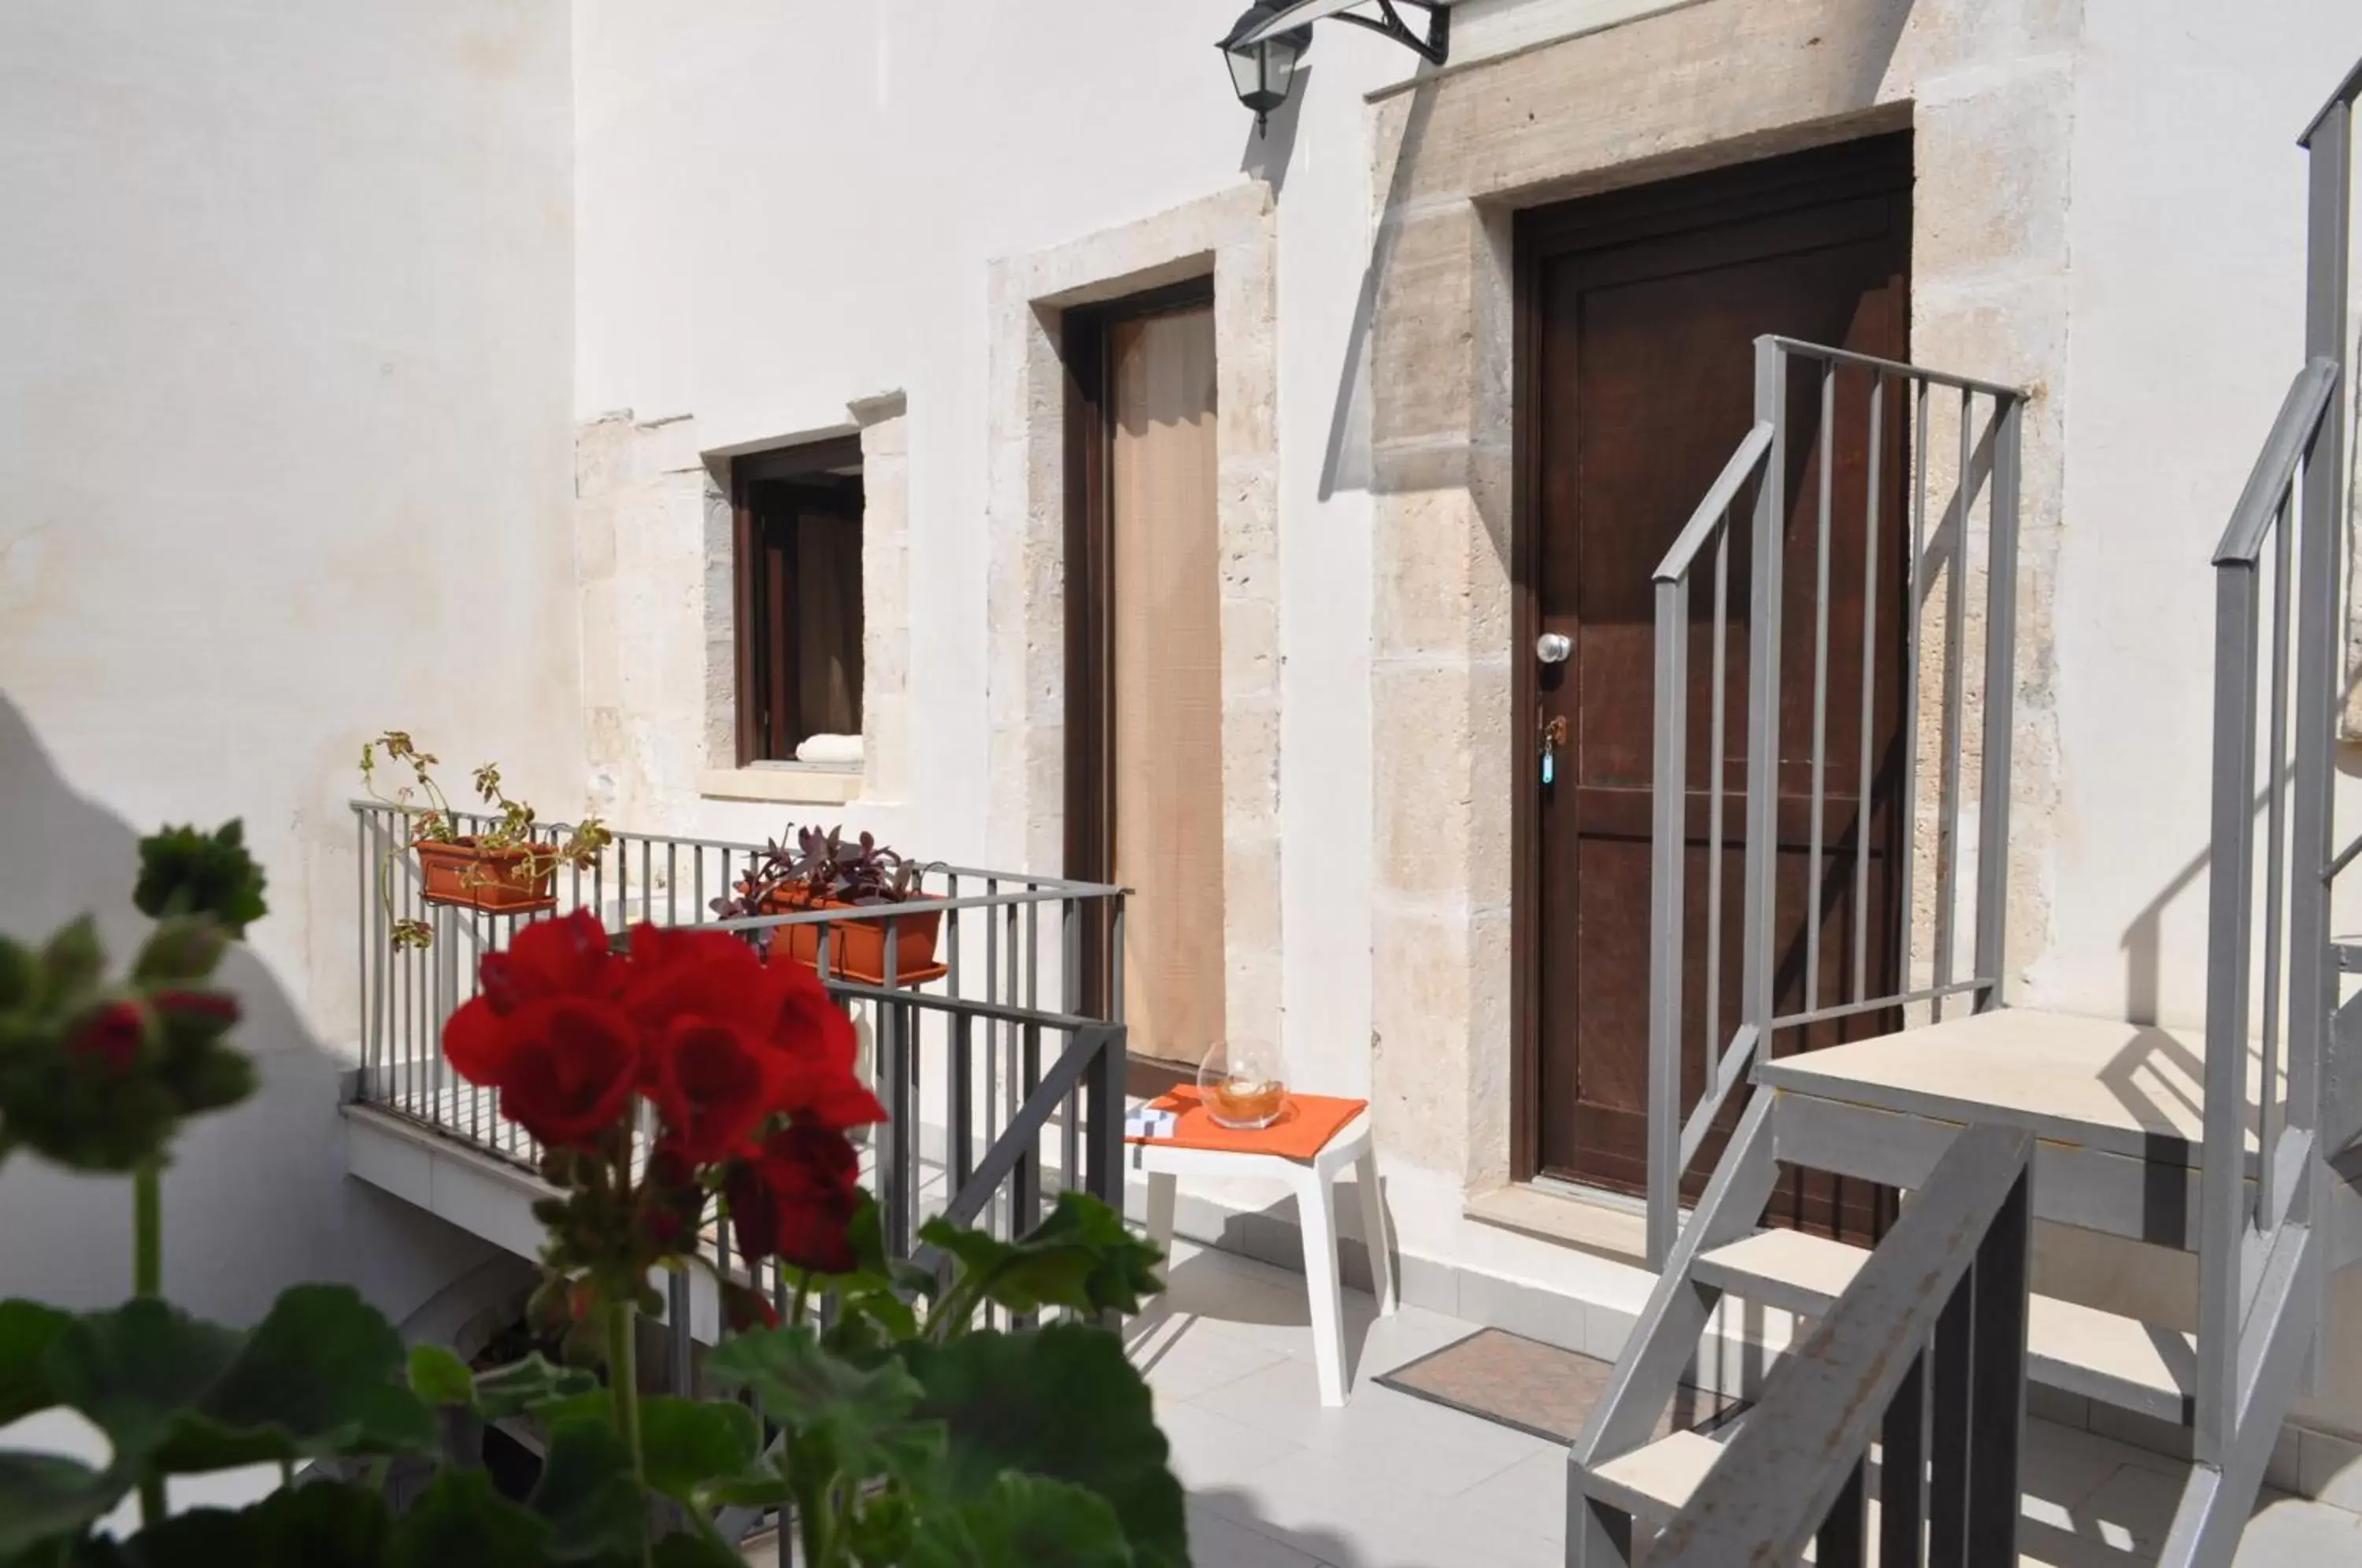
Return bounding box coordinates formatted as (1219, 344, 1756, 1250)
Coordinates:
(1464, 1181, 1654, 1266)
(697, 765, 863, 806)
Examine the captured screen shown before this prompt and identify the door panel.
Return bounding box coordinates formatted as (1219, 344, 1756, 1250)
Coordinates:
(1521, 135, 1912, 1238)
(1107, 306, 1227, 1070)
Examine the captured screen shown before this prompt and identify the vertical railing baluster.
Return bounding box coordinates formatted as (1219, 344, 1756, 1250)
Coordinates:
(1853, 374, 1883, 1007)
(1813, 1456, 1867, 1568)
(2201, 553, 2264, 1466)
(1740, 337, 1787, 1059)
(2260, 491, 2293, 1227)
(359, 811, 376, 1103)
(1806, 359, 1836, 1018)
(1646, 554, 1690, 1267)
(1932, 389, 1971, 1020)
(1016, 1022, 1042, 1239)
(1927, 1276, 1973, 1568)
(1900, 377, 1930, 1009)
(1975, 394, 2024, 1011)
(1964, 1161, 2031, 1568)
(1705, 512, 1730, 1081)
(2287, 91, 2349, 1227)
(1880, 1348, 1928, 1567)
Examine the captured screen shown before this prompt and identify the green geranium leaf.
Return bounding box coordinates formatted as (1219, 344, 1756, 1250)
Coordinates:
(706, 1326, 940, 1482)
(154, 1285, 435, 1470)
(471, 1354, 599, 1422)
(405, 1345, 475, 1407)
(849, 1193, 939, 1302)
(921, 1192, 1164, 1324)
(650, 1533, 752, 1568)
(635, 1396, 758, 1505)
(0, 1451, 124, 1557)
(0, 1300, 72, 1425)
(121, 1477, 389, 1567)
(386, 1470, 550, 1568)
(39, 919, 106, 1013)
(134, 821, 269, 938)
(905, 1473, 1135, 1568)
(44, 1288, 435, 1478)
(129, 919, 228, 989)
(0, 934, 35, 1012)
(901, 1323, 1184, 1568)
(43, 1298, 246, 1461)
(526, 1407, 644, 1560)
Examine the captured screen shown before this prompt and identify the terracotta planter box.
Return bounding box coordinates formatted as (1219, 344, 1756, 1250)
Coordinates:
(415, 838, 557, 915)
(762, 886, 944, 986)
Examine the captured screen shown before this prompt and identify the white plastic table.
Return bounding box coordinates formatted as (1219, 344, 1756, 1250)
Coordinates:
(1130, 1100, 1395, 1406)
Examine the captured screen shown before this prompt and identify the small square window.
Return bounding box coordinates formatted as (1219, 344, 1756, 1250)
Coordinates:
(731, 436, 864, 765)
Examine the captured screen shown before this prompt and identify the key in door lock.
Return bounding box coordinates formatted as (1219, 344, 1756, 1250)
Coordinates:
(1539, 716, 1568, 787)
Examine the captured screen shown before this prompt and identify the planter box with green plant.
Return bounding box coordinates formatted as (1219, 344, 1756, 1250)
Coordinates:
(362, 730, 613, 949)
(713, 827, 946, 987)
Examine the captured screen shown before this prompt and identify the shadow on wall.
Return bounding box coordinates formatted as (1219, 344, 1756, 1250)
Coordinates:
(1312, 0, 1916, 504)
(1238, 62, 1311, 195)
(0, 690, 500, 1328)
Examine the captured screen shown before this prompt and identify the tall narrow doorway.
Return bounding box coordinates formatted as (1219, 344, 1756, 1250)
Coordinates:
(1515, 134, 1913, 1230)
(1065, 280, 1227, 1071)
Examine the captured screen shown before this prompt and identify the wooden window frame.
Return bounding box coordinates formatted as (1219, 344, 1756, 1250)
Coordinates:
(731, 435, 867, 767)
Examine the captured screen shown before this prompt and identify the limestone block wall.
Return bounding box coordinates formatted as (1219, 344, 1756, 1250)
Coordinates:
(984, 184, 1284, 1050)
(575, 410, 720, 830)
(576, 397, 916, 832)
(1361, 0, 2077, 1196)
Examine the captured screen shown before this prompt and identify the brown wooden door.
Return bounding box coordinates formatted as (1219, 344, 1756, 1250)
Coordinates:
(1064, 280, 1227, 1074)
(1519, 135, 1912, 1230)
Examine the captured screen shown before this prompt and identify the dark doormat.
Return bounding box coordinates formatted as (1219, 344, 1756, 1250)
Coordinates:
(1375, 1327, 1745, 1445)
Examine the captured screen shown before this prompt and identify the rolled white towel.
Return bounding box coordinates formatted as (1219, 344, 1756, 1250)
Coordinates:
(795, 733, 864, 767)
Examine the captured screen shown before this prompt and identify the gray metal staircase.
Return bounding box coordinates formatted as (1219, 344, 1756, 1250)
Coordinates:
(1567, 57, 2362, 1568)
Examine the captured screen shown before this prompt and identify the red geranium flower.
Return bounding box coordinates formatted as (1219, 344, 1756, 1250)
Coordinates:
(622, 924, 883, 1137)
(480, 910, 620, 1011)
(484, 997, 641, 1150)
(447, 911, 620, 1089)
(69, 1001, 148, 1074)
(726, 1125, 863, 1274)
(151, 991, 239, 1028)
(645, 1019, 779, 1162)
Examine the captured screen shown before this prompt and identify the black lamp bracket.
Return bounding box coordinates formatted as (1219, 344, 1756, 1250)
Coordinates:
(1327, 0, 1449, 66)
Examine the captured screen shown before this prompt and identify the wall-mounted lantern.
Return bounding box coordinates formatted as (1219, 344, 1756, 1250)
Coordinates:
(1217, 0, 1450, 135)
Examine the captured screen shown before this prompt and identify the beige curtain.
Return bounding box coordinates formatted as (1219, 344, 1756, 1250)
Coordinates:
(796, 502, 864, 738)
(1109, 306, 1227, 1069)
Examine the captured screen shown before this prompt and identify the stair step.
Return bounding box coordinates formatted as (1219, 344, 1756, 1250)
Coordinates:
(1694, 1229, 2196, 1424)
(1586, 1427, 1727, 1521)
(1753, 1007, 2260, 1170)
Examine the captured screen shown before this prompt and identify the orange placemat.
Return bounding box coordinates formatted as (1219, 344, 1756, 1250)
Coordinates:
(1127, 1085, 1368, 1160)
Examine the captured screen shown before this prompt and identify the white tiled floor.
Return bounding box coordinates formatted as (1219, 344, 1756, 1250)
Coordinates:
(1136, 1240, 2362, 1568)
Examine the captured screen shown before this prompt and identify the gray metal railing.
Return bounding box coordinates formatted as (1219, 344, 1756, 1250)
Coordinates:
(2197, 62, 2355, 1473)
(1645, 335, 2028, 1264)
(350, 802, 1130, 1293)
(1643, 1124, 2035, 1567)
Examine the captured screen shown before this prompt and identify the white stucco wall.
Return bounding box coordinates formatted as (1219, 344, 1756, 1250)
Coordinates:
(570, 0, 1401, 1100)
(0, 0, 579, 1322)
(2045, 1, 2362, 1030)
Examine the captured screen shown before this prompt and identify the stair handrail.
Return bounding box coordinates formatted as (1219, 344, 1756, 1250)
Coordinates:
(1647, 1122, 2036, 1567)
(1642, 335, 2027, 1267)
(1643, 420, 1773, 1263)
(2196, 57, 2355, 1474)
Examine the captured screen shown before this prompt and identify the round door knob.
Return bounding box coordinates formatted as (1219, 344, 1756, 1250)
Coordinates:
(1535, 632, 1572, 664)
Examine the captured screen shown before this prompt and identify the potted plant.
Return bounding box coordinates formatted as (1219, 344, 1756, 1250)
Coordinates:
(711, 826, 944, 986)
(361, 730, 613, 949)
